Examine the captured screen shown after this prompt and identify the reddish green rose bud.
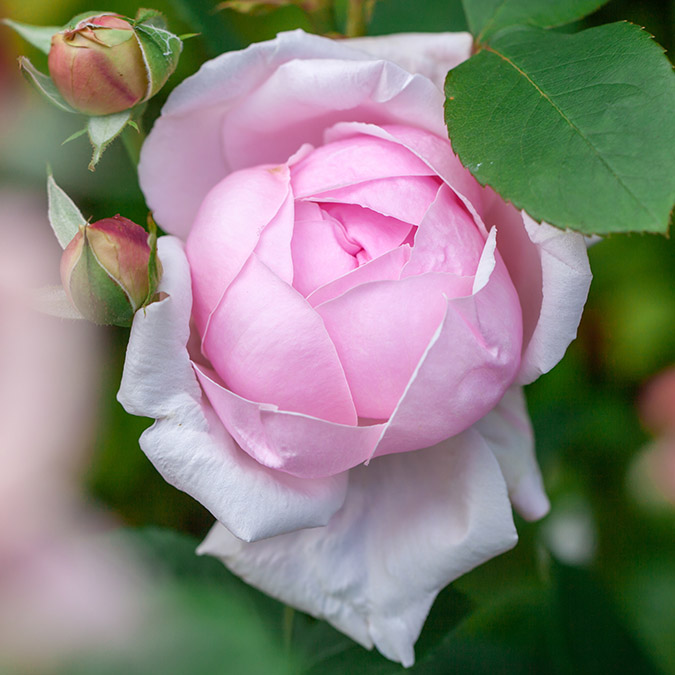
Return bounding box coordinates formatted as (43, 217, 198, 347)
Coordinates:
(60, 215, 159, 326)
(47, 12, 181, 116)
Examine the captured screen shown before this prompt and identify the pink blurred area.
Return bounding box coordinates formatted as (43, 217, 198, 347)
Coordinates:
(0, 14, 146, 665)
(634, 367, 675, 505)
(0, 189, 147, 669)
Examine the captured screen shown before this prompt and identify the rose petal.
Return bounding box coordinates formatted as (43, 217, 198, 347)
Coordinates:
(194, 365, 384, 477)
(140, 31, 446, 236)
(483, 192, 592, 385)
(307, 245, 411, 307)
(202, 252, 357, 425)
(197, 428, 517, 667)
(321, 203, 414, 261)
(346, 32, 473, 91)
(325, 122, 487, 227)
(315, 272, 474, 419)
(374, 229, 523, 456)
(117, 237, 348, 540)
(186, 164, 292, 333)
(475, 386, 550, 521)
(402, 183, 485, 277)
(307, 175, 442, 224)
(291, 210, 359, 297)
(291, 133, 435, 198)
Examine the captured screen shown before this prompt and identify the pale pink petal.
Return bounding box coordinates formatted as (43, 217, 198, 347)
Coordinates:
(402, 183, 485, 277)
(194, 365, 384, 477)
(202, 253, 357, 425)
(374, 230, 522, 456)
(290, 133, 434, 198)
(186, 164, 292, 333)
(308, 175, 441, 224)
(290, 212, 358, 297)
(346, 32, 473, 91)
(118, 237, 349, 540)
(197, 428, 517, 667)
(475, 386, 550, 521)
(307, 246, 411, 307)
(483, 192, 592, 385)
(321, 203, 414, 261)
(140, 31, 446, 236)
(325, 122, 487, 226)
(316, 272, 474, 419)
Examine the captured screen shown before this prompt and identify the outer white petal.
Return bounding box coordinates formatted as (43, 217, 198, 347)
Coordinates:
(346, 32, 473, 91)
(475, 386, 550, 521)
(139, 30, 448, 237)
(197, 429, 517, 667)
(484, 193, 592, 385)
(117, 237, 348, 541)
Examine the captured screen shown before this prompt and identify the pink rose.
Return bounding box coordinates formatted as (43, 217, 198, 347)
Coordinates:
(119, 31, 592, 665)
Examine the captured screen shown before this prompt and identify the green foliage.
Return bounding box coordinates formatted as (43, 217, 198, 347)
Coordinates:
(445, 22, 675, 235)
(462, 0, 610, 42)
(2, 18, 60, 54)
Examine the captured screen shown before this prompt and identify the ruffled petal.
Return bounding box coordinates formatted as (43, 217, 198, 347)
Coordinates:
(197, 428, 517, 667)
(140, 31, 446, 236)
(117, 237, 349, 540)
(345, 32, 473, 91)
(475, 386, 550, 521)
(194, 365, 384, 477)
(202, 253, 357, 425)
(483, 192, 592, 385)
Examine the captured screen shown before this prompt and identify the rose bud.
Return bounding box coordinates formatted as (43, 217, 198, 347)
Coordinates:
(60, 215, 156, 327)
(48, 13, 179, 116)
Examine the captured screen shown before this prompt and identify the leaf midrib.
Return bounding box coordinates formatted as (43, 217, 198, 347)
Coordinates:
(483, 41, 660, 226)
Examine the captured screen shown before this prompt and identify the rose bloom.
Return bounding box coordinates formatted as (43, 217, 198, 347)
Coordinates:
(120, 31, 591, 665)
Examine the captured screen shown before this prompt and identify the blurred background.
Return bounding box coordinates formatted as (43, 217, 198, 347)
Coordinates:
(0, 0, 674, 673)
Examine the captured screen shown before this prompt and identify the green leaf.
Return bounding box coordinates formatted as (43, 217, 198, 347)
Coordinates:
(463, 0, 610, 42)
(551, 559, 661, 674)
(444, 22, 675, 235)
(47, 170, 86, 248)
(87, 109, 132, 170)
(2, 18, 61, 55)
(18, 56, 78, 114)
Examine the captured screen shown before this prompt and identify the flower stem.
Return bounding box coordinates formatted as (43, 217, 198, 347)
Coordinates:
(282, 605, 295, 656)
(121, 124, 145, 169)
(346, 0, 374, 37)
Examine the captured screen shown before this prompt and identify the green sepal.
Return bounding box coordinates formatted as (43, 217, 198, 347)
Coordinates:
(47, 168, 87, 248)
(2, 18, 61, 55)
(87, 109, 133, 171)
(69, 229, 135, 327)
(134, 8, 168, 29)
(134, 23, 182, 97)
(61, 127, 88, 146)
(18, 57, 78, 113)
(144, 214, 162, 307)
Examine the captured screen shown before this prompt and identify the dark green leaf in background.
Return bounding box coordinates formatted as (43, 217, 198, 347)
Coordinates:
(550, 559, 661, 675)
(445, 22, 675, 235)
(462, 0, 610, 42)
